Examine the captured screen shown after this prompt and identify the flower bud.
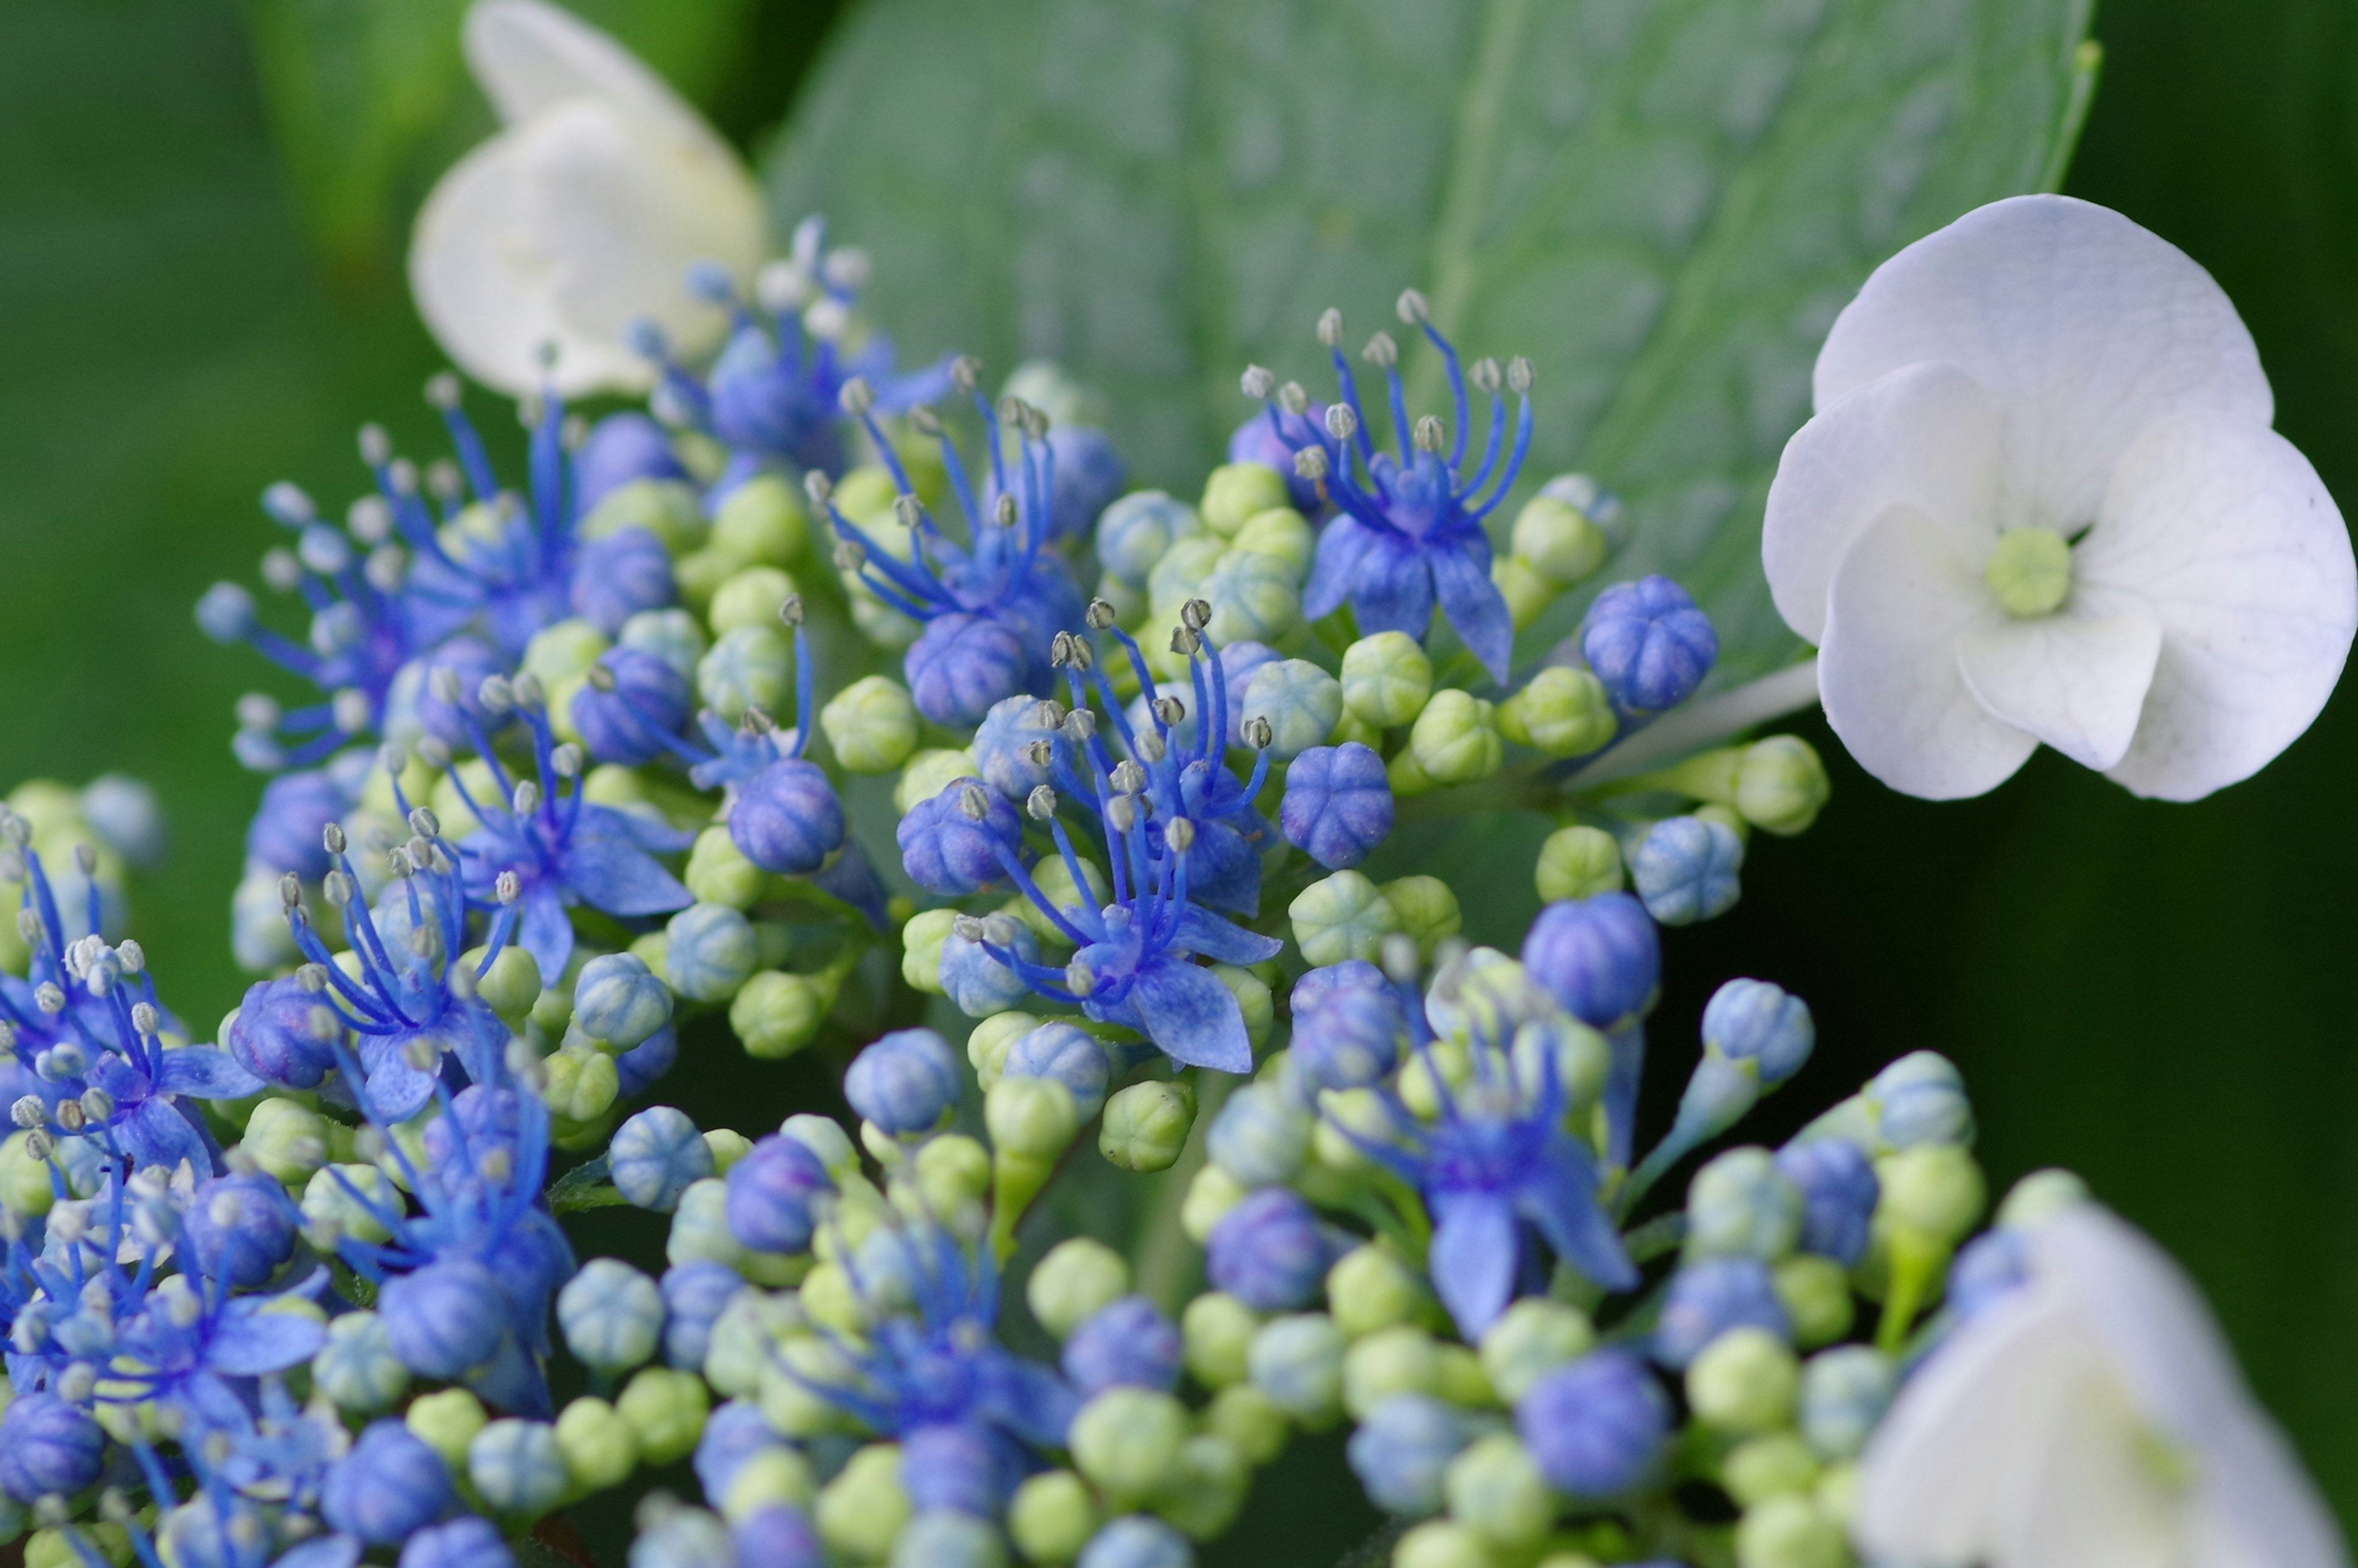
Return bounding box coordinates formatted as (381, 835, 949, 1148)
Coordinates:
(1656, 1257, 1790, 1368)
(1029, 1237, 1132, 1340)
(816, 1444, 911, 1562)
(1799, 1346, 1894, 1461)
(708, 470, 806, 566)
(1775, 1141, 1878, 1265)
(543, 1044, 620, 1127)
(898, 750, 985, 819)
(575, 952, 672, 1050)
(617, 1366, 709, 1467)
(1008, 1469, 1099, 1563)
(1877, 1143, 1985, 1246)
(734, 758, 848, 876)
(1071, 1388, 1189, 1504)
(708, 565, 797, 637)
(1064, 1297, 1183, 1397)
(602, 1109, 709, 1217)
(822, 675, 921, 774)
(1493, 552, 1560, 629)
(892, 1511, 1006, 1568)
(1098, 492, 1203, 586)
(1533, 825, 1623, 902)
(1340, 632, 1433, 728)
(469, 1418, 569, 1516)
(1516, 1349, 1667, 1499)
(559, 1258, 664, 1373)
(1201, 463, 1291, 538)
(1735, 1493, 1848, 1568)
(1723, 1432, 1821, 1506)
(1773, 1254, 1854, 1348)
(1382, 875, 1461, 958)
(911, 1133, 992, 1217)
(1497, 667, 1616, 758)
(1510, 492, 1610, 586)
(1207, 1187, 1338, 1311)
(1229, 505, 1313, 575)
(1521, 891, 1659, 1029)
(1870, 1052, 1976, 1151)
(303, 1161, 397, 1244)
(1181, 1292, 1258, 1389)
(1687, 1147, 1804, 1262)
(1100, 1078, 1196, 1173)
(847, 1028, 962, 1136)
(664, 903, 758, 1004)
(661, 1262, 745, 1370)
(1581, 576, 1716, 714)
(1632, 813, 1744, 925)
(1290, 869, 1402, 968)
(1732, 736, 1831, 836)
(1347, 1394, 1468, 1515)
(1180, 1162, 1248, 1244)
(1248, 1313, 1347, 1425)
(1327, 1245, 1431, 1339)
(1004, 1022, 1111, 1118)
(986, 1075, 1080, 1161)
(0, 1394, 100, 1508)
(725, 1133, 834, 1256)
(322, 1418, 455, 1544)
(1076, 1515, 1194, 1568)
(1444, 1434, 1552, 1550)
(313, 1310, 409, 1411)
(1409, 690, 1503, 785)
(1205, 1383, 1288, 1466)
(900, 907, 957, 995)
(1342, 1325, 1440, 1418)
(731, 968, 833, 1058)
(699, 624, 795, 724)
(1477, 1298, 1595, 1405)
(240, 1095, 329, 1186)
(1198, 548, 1301, 650)
(1206, 1083, 1312, 1187)
(941, 923, 1041, 1018)
(1687, 1326, 1799, 1434)
(683, 826, 765, 911)
(1280, 743, 1394, 871)
(1239, 660, 1342, 761)
(1998, 1166, 2091, 1229)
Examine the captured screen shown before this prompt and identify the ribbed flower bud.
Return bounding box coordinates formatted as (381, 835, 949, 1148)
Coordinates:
(1496, 666, 1616, 758)
(1098, 1079, 1196, 1173)
(1408, 690, 1503, 785)
(822, 675, 921, 774)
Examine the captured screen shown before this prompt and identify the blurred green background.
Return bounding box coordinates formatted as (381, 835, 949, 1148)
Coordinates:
(1, 0, 2353, 1554)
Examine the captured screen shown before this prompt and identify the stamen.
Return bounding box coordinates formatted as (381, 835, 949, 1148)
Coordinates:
(1317, 308, 1345, 348)
(1027, 786, 1057, 821)
(1240, 365, 1276, 399)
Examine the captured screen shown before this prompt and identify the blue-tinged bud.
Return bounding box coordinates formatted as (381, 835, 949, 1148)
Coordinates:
(1288, 959, 1385, 1018)
(846, 1029, 962, 1135)
(940, 924, 1038, 1018)
(1003, 1022, 1111, 1119)
(1064, 1296, 1183, 1397)
(1018, 424, 1127, 541)
(1097, 491, 1201, 586)
(574, 527, 677, 635)
(1516, 1349, 1668, 1499)
(413, 635, 508, 749)
(632, 1505, 738, 1568)
(1206, 1084, 1312, 1188)
(898, 782, 1022, 896)
(666, 903, 758, 1003)
(1632, 815, 1743, 925)
(1774, 1141, 1878, 1266)
(731, 759, 846, 876)
(227, 975, 344, 1089)
(612, 1108, 715, 1213)
(972, 696, 1060, 802)
(908, 612, 1033, 729)
(577, 953, 673, 1050)
(1580, 576, 1717, 714)
(1872, 1052, 1975, 1150)
(315, 1311, 410, 1411)
(469, 1418, 569, 1516)
(1077, 1515, 1194, 1568)
(901, 1423, 1005, 1518)
(184, 1171, 295, 1287)
(1247, 1313, 1345, 1424)
(397, 1515, 515, 1568)
(1240, 660, 1342, 761)
(1278, 743, 1393, 871)
(0, 1394, 103, 1503)
(322, 1419, 455, 1544)
(1798, 1346, 1893, 1461)
(1687, 1149, 1803, 1262)
(381, 1258, 507, 1380)
(577, 412, 687, 511)
(1654, 1257, 1790, 1368)
(661, 1262, 745, 1368)
(1290, 980, 1404, 1094)
(571, 646, 691, 764)
(617, 1025, 680, 1099)
(196, 580, 257, 643)
(698, 626, 794, 725)
(732, 1506, 824, 1568)
(621, 607, 709, 681)
(1207, 1189, 1334, 1311)
(1706, 980, 1813, 1084)
(691, 1399, 774, 1502)
(1521, 892, 1659, 1028)
(559, 1259, 666, 1373)
(246, 769, 348, 879)
(1347, 1393, 1469, 1515)
(725, 1133, 835, 1254)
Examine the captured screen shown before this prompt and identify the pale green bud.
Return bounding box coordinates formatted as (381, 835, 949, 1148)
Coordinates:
(699, 624, 794, 723)
(1207, 1082, 1310, 1187)
(1493, 554, 1560, 630)
(406, 1387, 487, 1469)
(680, 824, 761, 910)
(759, 1335, 854, 1436)
(1410, 690, 1503, 785)
(709, 565, 799, 636)
(1072, 1388, 1188, 1503)
(1211, 1386, 1290, 1470)
(1095, 573, 1149, 626)
(1099, 1079, 1197, 1173)
(1497, 667, 1616, 759)
(554, 1395, 638, 1492)
(1773, 1255, 1854, 1348)
(1736, 1494, 1850, 1568)
(1180, 1162, 1250, 1244)
(1290, 869, 1402, 967)
(1510, 493, 1609, 586)
(1341, 631, 1434, 728)
(1394, 1519, 1496, 1568)
(1202, 548, 1302, 649)
(785, 1113, 859, 1180)
(240, 1096, 328, 1186)
(801, 1262, 867, 1336)
(0, 1132, 55, 1217)
(303, 1162, 398, 1245)
(1388, 743, 1438, 798)
(1215, 964, 1274, 1046)
(543, 1045, 620, 1127)
(1998, 1167, 2090, 1229)
(1250, 1313, 1347, 1426)
(1817, 1461, 1862, 1529)
(1727, 736, 1830, 837)
(1446, 1434, 1552, 1549)
(705, 1128, 753, 1174)
(823, 675, 921, 774)
(896, 748, 983, 814)
(1009, 1470, 1098, 1564)
(29, 1527, 129, 1568)
(1231, 507, 1315, 573)
(522, 618, 612, 689)
(1382, 875, 1461, 958)
(911, 1133, 992, 1214)
(701, 1292, 780, 1399)
(711, 473, 808, 568)
(1028, 1237, 1131, 1340)
(666, 1177, 749, 1273)
(966, 1011, 1040, 1089)
(730, 969, 831, 1060)
(1688, 1147, 1803, 1261)
(1182, 1292, 1259, 1388)
(1477, 1298, 1595, 1405)
(469, 944, 543, 1023)
(901, 908, 957, 994)
(313, 1310, 408, 1411)
(675, 546, 737, 615)
(817, 1443, 911, 1562)
(835, 465, 903, 521)
(1687, 1327, 1800, 1435)
(1312, 1088, 1388, 1174)
(617, 1366, 708, 1466)
(986, 1076, 1078, 1160)
(583, 477, 707, 553)
(1877, 1143, 1985, 1246)
(1343, 1325, 1440, 1418)
(1534, 825, 1624, 902)
(1201, 462, 1291, 537)
(1398, 1039, 1472, 1121)
(720, 1445, 816, 1523)
(1023, 856, 1108, 944)
(1005, 359, 1107, 427)
(1328, 1245, 1432, 1339)
(1148, 535, 1228, 618)
(1723, 1433, 1820, 1507)
(1155, 1431, 1251, 1539)
(666, 902, 758, 1003)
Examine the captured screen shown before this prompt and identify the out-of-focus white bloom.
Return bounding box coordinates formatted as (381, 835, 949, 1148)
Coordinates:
(1858, 1206, 2346, 1568)
(408, 0, 765, 397)
(1764, 195, 2354, 801)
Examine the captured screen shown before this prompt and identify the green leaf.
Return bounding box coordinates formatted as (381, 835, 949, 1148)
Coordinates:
(548, 1152, 628, 1213)
(766, 0, 2097, 680)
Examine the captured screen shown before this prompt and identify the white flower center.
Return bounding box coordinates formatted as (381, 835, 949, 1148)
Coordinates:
(1985, 527, 2073, 618)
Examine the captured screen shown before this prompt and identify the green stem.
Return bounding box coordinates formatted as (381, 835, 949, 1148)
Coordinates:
(1565, 660, 1820, 791)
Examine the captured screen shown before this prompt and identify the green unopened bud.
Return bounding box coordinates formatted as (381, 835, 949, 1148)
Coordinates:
(1100, 1079, 1196, 1173)
(1511, 493, 1609, 586)
(1290, 869, 1401, 967)
(1180, 1162, 1250, 1244)
(912, 1133, 992, 1214)
(1156, 1431, 1251, 1540)
(1344, 1325, 1440, 1418)
(1394, 1519, 1496, 1568)
(1023, 856, 1109, 943)
(1688, 1327, 1800, 1435)
(1735, 737, 1831, 836)
(554, 1395, 637, 1492)
(1208, 1383, 1290, 1467)
(729, 969, 832, 1060)
(1072, 1388, 1189, 1502)
(1534, 825, 1624, 902)
(1477, 1298, 1595, 1405)
(1240, 659, 1342, 760)
(1249, 1313, 1347, 1426)
(986, 1076, 1078, 1160)
(1410, 690, 1503, 785)
(723, 1446, 817, 1521)
(1736, 1493, 1850, 1568)
(29, 1526, 130, 1568)
(1328, 1245, 1431, 1338)
(1998, 1167, 2090, 1229)
(617, 1367, 708, 1467)
(685, 826, 765, 910)
(1816, 1461, 1862, 1529)
(1724, 1433, 1820, 1507)
(1773, 1255, 1854, 1348)
(1340, 631, 1434, 728)
(801, 1262, 866, 1336)
(1148, 535, 1227, 620)
(1010, 1470, 1099, 1564)
(901, 908, 957, 994)
(1382, 875, 1461, 958)
(407, 1387, 487, 1469)
(1498, 667, 1616, 759)
(1202, 549, 1302, 650)
(303, 1162, 397, 1244)
(584, 477, 706, 552)
(1182, 1292, 1259, 1388)
(1029, 1237, 1131, 1340)
(666, 1177, 748, 1273)
(896, 749, 982, 814)
(454, 945, 539, 1024)
(699, 624, 793, 723)
(1202, 463, 1291, 537)
(0, 1132, 55, 1217)
(817, 1443, 911, 1561)
(240, 1096, 327, 1186)
(757, 1335, 852, 1434)
(543, 1045, 620, 1127)
(704, 1128, 753, 1176)
(822, 675, 921, 774)
(1492, 554, 1560, 629)
(1388, 743, 1438, 799)
(1216, 963, 1274, 1046)
(711, 473, 808, 568)
(522, 618, 612, 688)
(1446, 1434, 1552, 1550)
(966, 1011, 1039, 1089)
(1232, 507, 1315, 573)
(710, 565, 799, 635)
(1878, 1143, 1985, 1246)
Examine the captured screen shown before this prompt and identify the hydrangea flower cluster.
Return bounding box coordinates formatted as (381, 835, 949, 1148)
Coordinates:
(4, 9, 2343, 1562)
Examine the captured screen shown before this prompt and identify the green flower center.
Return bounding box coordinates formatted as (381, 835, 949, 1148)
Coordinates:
(1985, 527, 2073, 617)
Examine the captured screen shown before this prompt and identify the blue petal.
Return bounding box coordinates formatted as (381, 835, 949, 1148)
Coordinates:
(599, 801, 697, 853)
(1428, 1189, 1519, 1338)
(273, 1537, 363, 1568)
(1348, 529, 1437, 641)
(1428, 535, 1514, 682)
(1129, 959, 1253, 1074)
(518, 887, 575, 987)
(978, 1353, 1083, 1450)
(155, 1047, 265, 1101)
(1517, 1135, 1638, 1292)
(116, 1096, 209, 1174)
(356, 1043, 438, 1122)
(465, 1330, 552, 1418)
(1304, 514, 1380, 621)
(1175, 906, 1285, 967)
(207, 1299, 327, 1375)
(562, 812, 695, 917)
(807, 841, 890, 931)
